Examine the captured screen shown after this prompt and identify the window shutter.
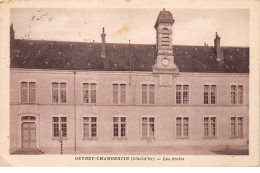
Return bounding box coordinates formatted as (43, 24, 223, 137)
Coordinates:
(29, 82, 36, 103)
(21, 82, 28, 103)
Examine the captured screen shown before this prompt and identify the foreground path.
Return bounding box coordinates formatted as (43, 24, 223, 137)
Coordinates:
(42, 146, 248, 155)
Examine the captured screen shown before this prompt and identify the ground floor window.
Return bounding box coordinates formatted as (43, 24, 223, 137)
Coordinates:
(113, 117, 126, 138)
(176, 117, 189, 138)
(231, 117, 243, 137)
(204, 117, 217, 138)
(52, 117, 67, 139)
(142, 117, 155, 138)
(83, 117, 97, 139)
(51, 115, 245, 140)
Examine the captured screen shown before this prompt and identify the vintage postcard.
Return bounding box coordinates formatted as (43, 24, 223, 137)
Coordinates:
(0, 0, 259, 167)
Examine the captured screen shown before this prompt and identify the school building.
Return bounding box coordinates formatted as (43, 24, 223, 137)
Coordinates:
(10, 9, 249, 154)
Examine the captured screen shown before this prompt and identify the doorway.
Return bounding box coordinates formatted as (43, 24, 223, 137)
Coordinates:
(21, 122, 36, 149)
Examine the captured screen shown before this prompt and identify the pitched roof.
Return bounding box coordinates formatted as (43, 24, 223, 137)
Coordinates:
(10, 39, 249, 73)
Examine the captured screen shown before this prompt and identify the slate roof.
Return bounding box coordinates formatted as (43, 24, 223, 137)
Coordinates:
(155, 9, 175, 27)
(10, 39, 249, 73)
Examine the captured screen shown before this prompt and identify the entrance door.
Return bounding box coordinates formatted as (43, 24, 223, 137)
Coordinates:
(22, 122, 36, 149)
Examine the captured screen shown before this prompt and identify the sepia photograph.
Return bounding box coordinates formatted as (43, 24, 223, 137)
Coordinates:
(0, 0, 259, 167)
(9, 7, 249, 155)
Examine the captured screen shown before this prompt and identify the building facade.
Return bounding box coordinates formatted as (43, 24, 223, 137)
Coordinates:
(10, 9, 249, 154)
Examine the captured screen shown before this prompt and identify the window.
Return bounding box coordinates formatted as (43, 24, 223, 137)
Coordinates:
(113, 84, 126, 104)
(142, 84, 155, 104)
(238, 86, 243, 104)
(82, 83, 97, 104)
(21, 116, 36, 121)
(161, 28, 170, 47)
(52, 82, 67, 104)
(231, 85, 243, 105)
(176, 85, 181, 104)
(83, 117, 97, 139)
(21, 82, 36, 103)
(204, 85, 216, 104)
(52, 117, 67, 138)
(204, 117, 217, 138)
(176, 85, 189, 104)
(231, 117, 244, 137)
(113, 117, 126, 138)
(60, 83, 66, 103)
(142, 117, 155, 138)
(176, 117, 189, 138)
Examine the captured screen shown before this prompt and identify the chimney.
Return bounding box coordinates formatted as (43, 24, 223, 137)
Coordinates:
(214, 32, 222, 62)
(10, 23, 15, 56)
(10, 23, 15, 41)
(101, 27, 106, 58)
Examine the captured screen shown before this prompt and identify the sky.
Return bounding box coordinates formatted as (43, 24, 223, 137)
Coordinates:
(11, 8, 249, 47)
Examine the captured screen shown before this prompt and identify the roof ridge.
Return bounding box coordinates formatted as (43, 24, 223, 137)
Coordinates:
(14, 39, 249, 48)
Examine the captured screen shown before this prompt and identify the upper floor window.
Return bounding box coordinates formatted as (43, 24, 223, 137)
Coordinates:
(52, 82, 67, 104)
(231, 117, 243, 137)
(113, 84, 126, 104)
(176, 117, 189, 138)
(204, 85, 216, 104)
(142, 117, 155, 139)
(176, 85, 189, 104)
(142, 84, 155, 104)
(204, 117, 217, 138)
(231, 85, 243, 105)
(83, 117, 97, 139)
(82, 83, 97, 104)
(113, 117, 126, 138)
(21, 82, 36, 103)
(52, 117, 67, 139)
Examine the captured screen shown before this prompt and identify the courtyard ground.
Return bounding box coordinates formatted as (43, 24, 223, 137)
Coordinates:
(45, 145, 249, 155)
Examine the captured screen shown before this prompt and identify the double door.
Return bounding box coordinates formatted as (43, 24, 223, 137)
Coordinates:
(22, 122, 36, 149)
